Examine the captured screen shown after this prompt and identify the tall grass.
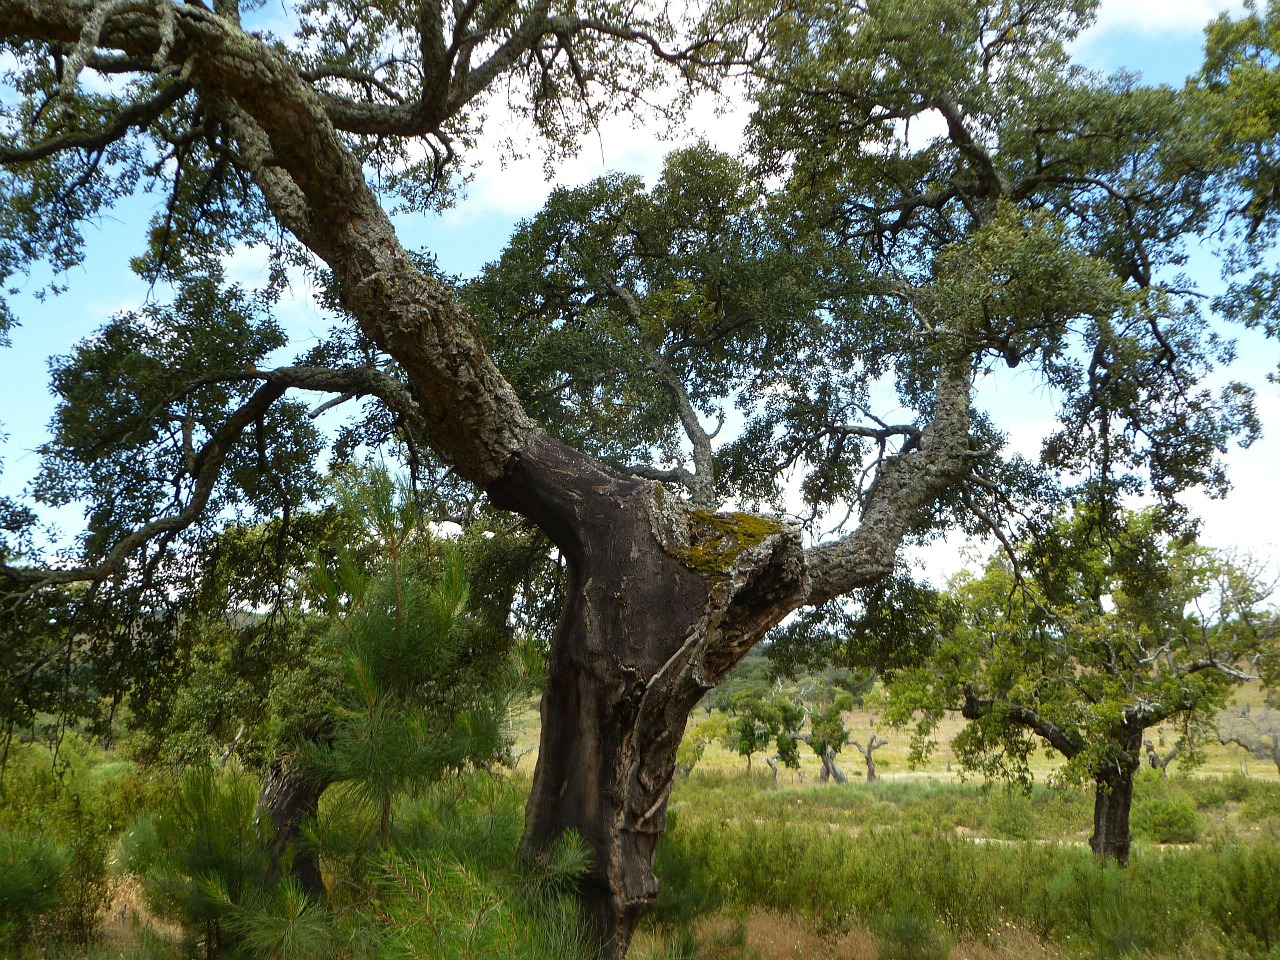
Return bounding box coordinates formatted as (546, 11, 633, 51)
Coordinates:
(654, 803, 1280, 958)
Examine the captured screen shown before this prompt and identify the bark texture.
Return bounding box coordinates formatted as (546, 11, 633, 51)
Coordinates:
(256, 754, 328, 898)
(819, 744, 848, 784)
(495, 437, 806, 958)
(851, 733, 888, 783)
(1089, 735, 1142, 865)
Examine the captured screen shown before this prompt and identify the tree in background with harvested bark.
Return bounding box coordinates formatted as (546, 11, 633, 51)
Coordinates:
(882, 508, 1275, 865)
(1219, 706, 1280, 776)
(850, 731, 889, 783)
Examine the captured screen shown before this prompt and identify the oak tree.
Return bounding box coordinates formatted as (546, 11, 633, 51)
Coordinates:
(882, 509, 1274, 863)
(0, 0, 1276, 952)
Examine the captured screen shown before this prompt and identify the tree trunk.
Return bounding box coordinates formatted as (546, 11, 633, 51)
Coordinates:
(256, 754, 328, 898)
(503, 437, 806, 960)
(865, 749, 877, 783)
(1089, 736, 1141, 865)
(766, 756, 779, 788)
(820, 744, 847, 784)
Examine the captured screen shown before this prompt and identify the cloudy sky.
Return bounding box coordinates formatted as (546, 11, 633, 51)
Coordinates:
(0, 0, 1272, 581)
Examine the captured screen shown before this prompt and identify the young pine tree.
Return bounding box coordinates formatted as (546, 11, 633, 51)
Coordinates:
(303, 470, 517, 844)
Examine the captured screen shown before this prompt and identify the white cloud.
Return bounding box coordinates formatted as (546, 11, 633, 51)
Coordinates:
(442, 83, 752, 225)
(1088, 0, 1243, 37)
(1182, 389, 1280, 562)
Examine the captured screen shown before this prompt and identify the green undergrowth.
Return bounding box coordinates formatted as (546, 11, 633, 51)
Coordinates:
(669, 769, 1095, 841)
(0, 737, 161, 955)
(111, 769, 598, 960)
(655, 770, 1280, 958)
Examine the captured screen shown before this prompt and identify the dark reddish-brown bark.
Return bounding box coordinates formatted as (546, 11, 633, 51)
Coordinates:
(490, 435, 807, 956)
(1089, 732, 1143, 865)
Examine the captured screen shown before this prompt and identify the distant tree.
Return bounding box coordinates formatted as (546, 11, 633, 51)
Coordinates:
(675, 715, 729, 778)
(884, 509, 1274, 864)
(804, 694, 853, 784)
(722, 694, 803, 777)
(850, 730, 890, 784)
(1218, 705, 1280, 776)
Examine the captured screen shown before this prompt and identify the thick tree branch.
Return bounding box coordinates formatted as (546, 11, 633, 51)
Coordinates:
(803, 363, 973, 603)
(960, 684, 1083, 759)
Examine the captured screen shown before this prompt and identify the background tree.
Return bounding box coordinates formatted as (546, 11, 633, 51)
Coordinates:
(807, 698, 852, 784)
(1218, 705, 1280, 775)
(850, 729, 889, 784)
(721, 693, 802, 776)
(883, 509, 1275, 863)
(1, 0, 1277, 952)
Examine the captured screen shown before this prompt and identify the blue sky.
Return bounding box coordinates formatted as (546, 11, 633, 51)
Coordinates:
(2, 0, 1274, 578)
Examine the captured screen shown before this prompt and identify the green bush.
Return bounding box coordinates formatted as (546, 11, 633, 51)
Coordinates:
(1214, 844, 1280, 956)
(1223, 773, 1254, 804)
(1238, 784, 1280, 825)
(1132, 795, 1202, 844)
(0, 829, 69, 948)
(985, 787, 1037, 840)
(358, 776, 599, 960)
(874, 904, 952, 960)
(0, 741, 148, 947)
(122, 768, 277, 957)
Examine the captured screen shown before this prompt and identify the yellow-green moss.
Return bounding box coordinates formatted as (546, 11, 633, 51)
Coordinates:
(678, 511, 781, 578)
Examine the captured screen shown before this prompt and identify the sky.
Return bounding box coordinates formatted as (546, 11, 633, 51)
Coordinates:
(0, 0, 1274, 583)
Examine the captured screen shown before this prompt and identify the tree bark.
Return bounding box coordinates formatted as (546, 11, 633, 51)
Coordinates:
(255, 754, 328, 898)
(1089, 735, 1141, 865)
(501, 437, 806, 959)
(820, 744, 847, 784)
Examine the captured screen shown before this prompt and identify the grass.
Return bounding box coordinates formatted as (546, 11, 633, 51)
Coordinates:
(6, 686, 1280, 960)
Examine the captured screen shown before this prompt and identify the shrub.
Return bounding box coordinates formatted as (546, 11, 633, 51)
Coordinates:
(984, 787, 1037, 840)
(0, 830, 69, 948)
(874, 904, 952, 960)
(1214, 844, 1280, 956)
(1132, 795, 1201, 844)
(122, 768, 275, 957)
(1238, 784, 1280, 825)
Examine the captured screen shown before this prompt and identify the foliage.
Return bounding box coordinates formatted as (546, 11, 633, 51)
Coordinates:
(0, 739, 151, 949)
(676, 716, 729, 777)
(121, 768, 275, 958)
(1214, 841, 1280, 956)
(657, 798, 1272, 958)
(1132, 793, 1203, 844)
(0, 829, 68, 949)
(299, 469, 519, 842)
(314, 773, 600, 960)
(873, 904, 953, 960)
(883, 508, 1275, 789)
(807, 702, 848, 758)
(719, 694, 803, 772)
